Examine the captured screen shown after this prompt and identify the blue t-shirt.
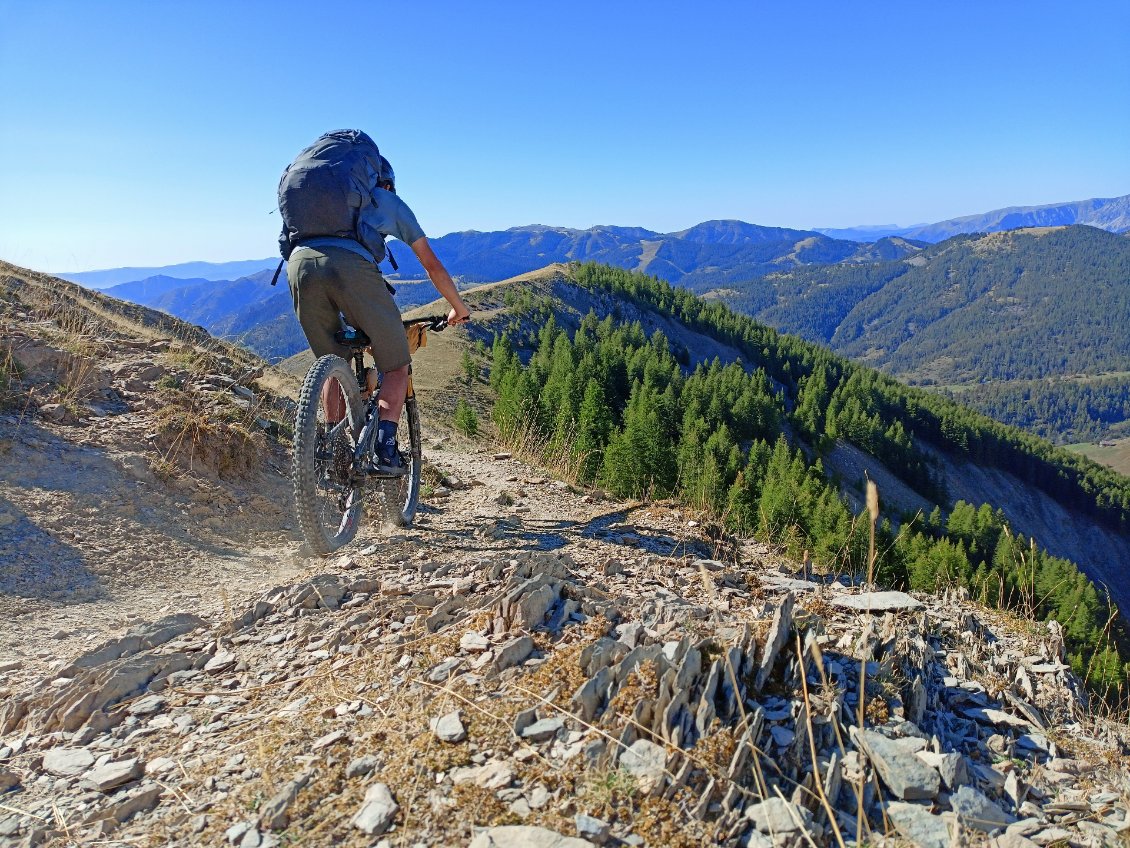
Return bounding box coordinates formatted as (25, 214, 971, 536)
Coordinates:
(358, 188, 426, 262)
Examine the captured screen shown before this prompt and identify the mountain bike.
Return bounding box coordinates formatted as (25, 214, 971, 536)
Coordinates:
(291, 315, 448, 555)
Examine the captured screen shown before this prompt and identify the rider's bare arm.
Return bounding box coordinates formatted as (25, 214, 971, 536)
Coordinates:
(409, 236, 471, 324)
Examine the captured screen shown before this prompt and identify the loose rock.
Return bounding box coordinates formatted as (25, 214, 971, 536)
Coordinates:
(856, 729, 940, 800)
(469, 826, 596, 848)
(619, 739, 667, 794)
(432, 710, 467, 743)
(351, 782, 399, 836)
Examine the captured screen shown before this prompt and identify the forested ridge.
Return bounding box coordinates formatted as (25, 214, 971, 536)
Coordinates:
(484, 263, 1130, 690)
(944, 375, 1130, 444)
(716, 225, 1130, 443)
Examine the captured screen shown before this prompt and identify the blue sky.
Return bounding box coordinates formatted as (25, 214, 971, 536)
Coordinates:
(1, 0, 1127, 271)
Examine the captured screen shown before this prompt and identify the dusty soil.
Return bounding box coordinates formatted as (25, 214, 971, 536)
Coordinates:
(0, 391, 727, 696)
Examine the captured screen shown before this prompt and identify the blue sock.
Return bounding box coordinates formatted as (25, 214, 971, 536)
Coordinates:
(378, 420, 397, 443)
(377, 420, 398, 460)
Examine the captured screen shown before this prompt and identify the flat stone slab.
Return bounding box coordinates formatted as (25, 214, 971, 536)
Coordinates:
(887, 801, 954, 848)
(830, 591, 923, 612)
(83, 758, 143, 792)
(760, 574, 822, 592)
(494, 635, 534, 671)
(452, 761, 514, 790)
(856, 730, 940, 800)
(469, 826, 595, 848)
(460, 632, 490, 652)
(951, 785, 1015, 832)
(619, 739, 667, 793)
(521, 717, 565, 742)
(745, 797, 814, 834)
(43, 747, 95, 777)
(351, 782, 398, 836)
(432, 711, 467, 743)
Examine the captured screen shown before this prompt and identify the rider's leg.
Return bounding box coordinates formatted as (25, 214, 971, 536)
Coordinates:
(288, 248, 355, 427)
(372, 364, 409, 474)
(377, 365, 409, 422)
(328, 252, 410, 473)
(322, 378, 347, 423)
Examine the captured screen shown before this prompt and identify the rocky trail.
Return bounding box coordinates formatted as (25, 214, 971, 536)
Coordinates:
(2, 428, 1130, 846)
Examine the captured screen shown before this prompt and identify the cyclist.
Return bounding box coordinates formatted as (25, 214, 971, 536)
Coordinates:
(285, 148, 471, 476)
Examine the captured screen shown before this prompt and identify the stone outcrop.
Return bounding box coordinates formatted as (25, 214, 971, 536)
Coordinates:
(0, 538, 1126, 847)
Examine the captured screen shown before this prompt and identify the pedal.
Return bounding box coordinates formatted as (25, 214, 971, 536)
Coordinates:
(366, 463, 408, 479)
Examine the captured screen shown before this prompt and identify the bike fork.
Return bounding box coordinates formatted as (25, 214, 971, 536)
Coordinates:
(349, 398, 381, 483)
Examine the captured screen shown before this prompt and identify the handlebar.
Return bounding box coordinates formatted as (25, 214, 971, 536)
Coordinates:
(402, 314, 471, 332)
(402, 315, 448, 331)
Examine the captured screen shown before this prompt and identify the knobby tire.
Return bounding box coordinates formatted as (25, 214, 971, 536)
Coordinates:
(380, 394, 422, 527)
(293, 355, 365, 555)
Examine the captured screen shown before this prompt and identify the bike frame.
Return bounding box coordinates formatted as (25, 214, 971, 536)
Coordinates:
(339, 316, 447, 480)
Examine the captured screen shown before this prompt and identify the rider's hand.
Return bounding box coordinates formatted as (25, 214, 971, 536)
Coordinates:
(447, 304, 471, 325)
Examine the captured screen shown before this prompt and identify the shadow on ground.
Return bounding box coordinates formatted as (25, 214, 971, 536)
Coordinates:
(0, 495, 103, 602)
(417, 506, 716, 559)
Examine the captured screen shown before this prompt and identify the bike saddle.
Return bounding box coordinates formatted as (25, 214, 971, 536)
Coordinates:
(334, 327, 371, 348)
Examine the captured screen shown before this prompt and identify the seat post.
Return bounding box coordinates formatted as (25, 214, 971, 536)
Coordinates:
(353, 349, 366, 387)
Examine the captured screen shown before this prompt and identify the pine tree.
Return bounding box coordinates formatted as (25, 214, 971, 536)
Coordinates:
(460, 351, 477, 385)
(574, 379, 611, 484)
(454, 399, 479, 436)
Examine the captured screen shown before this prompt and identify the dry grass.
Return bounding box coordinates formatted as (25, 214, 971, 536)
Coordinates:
(0, 342, 25, 410)
(495, 410, 594, 489)
(152, 385, 267, 479)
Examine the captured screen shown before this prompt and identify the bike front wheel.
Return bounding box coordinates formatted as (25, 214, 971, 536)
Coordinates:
(379, 395, 422, 527)
(293, 355, 365, 555)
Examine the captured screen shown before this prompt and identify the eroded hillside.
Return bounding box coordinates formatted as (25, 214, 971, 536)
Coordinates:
(0, 262, 306, 671)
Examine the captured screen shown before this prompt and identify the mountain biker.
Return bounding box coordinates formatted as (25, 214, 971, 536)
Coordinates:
(285, 145, 471, 476)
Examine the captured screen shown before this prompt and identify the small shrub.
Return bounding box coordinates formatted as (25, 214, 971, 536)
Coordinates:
(156, 373, 184, 391)
(454, 399, 479, 437)
(460, 351, 478, 385)
(0, 345, 24, 408)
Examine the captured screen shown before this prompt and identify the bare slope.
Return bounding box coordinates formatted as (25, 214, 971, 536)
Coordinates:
(0, 261, 306, 670)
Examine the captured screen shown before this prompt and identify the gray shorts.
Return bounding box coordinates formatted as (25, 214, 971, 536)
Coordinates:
(287, 245, 411, 372)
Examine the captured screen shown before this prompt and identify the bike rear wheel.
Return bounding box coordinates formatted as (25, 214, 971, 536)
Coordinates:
(293, 355, 365, 555)
(379, 395, 422, 527)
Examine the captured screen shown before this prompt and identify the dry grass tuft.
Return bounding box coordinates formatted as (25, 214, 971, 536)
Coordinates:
(0, 342, 25, 410)
(152, 385, 266, 479)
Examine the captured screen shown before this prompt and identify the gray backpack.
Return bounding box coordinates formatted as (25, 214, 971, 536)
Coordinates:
(276, 129, 386, 263)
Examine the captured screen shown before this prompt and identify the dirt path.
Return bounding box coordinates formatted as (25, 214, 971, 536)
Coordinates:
(0, 403, 733, 701)
(0, 410, 306, 680)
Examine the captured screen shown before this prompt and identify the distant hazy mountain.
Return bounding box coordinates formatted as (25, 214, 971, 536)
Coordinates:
(105, 275, 211, 302)
(813, 224, 927, 241)
(58, 258, 279, 289)
(816, 193, 1130, 243)
(106, 267, 447, 362)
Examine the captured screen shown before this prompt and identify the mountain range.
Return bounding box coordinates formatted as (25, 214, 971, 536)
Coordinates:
(57, 192, 1129, 289)
(59, 193, 1130, 446)
(815, 193, 1130, 242)
(719, 225, 1130, 383)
